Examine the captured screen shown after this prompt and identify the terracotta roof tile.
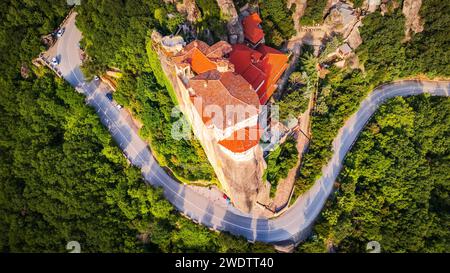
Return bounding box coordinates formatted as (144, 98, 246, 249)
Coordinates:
(229, 44, 288, 105)
(206, 41, 233, 59)
(218, 125, 262, 153)
(189, 70, 259, 131)
(190, 48, 217, 74)
(173, 40, 235, 75)
(243, 13, 265, 44)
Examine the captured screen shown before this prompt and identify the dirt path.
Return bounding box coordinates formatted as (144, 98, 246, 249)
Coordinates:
(287, 0, 308, 35)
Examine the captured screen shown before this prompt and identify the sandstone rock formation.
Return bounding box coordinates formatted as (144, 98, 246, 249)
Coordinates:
(216, 0, 244, 44)
(170, 0, 201, 23)
(402, 0, 424, 41)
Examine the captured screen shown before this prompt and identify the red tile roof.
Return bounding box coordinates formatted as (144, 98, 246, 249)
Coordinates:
(218, 125, 262, 153)
(173, 39, 279, 153)
(172, 40, 233, 75)
(190, 48, 217, 74)
(229, 44, 288, 104)
(254, 45, 289, 104)
(189, 70, 259, 131)
(205, 41, 233, 58)
(243, 13, 265, 44)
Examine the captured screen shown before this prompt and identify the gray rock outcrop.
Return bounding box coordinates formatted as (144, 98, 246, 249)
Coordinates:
(402, 0, 424, 41)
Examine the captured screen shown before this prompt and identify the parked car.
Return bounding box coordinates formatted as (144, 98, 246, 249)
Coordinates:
(94, 75, 100, 81)
(56, 28, 65, 38)
(116, 104, 123, 110)
(51, 57, 60, 66)
(223, 194, 231, 204)
(105, 93, 113, 101)
(75, 86, 84, 94)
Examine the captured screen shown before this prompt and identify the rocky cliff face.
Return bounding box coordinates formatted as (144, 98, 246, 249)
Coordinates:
(402, 0, 424, 41)
(287, 0, 307, 34)
(172, 0, 201, 23)
(216, 0, 244, 44)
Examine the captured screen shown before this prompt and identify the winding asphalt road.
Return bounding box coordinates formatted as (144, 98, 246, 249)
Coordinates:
(56, 13, 450, 246)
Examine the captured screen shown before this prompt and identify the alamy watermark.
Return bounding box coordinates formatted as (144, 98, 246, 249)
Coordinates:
(170, 97, 284, 149)
(67, 0, 81, 6)
(66, 241, 81, 253)
(366, 241, 381, 253)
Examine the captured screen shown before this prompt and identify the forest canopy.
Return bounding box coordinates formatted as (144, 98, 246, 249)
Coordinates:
(298, 96, 450, 253)
(0, 0, 448, 253)
(75, 0, 216, 183)
(300, 0, 328, 26)
(294, 0, 450, 199)
(0, 0, 271, 253)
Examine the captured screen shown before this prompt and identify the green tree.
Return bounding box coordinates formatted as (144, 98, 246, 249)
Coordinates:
(263, 137, 299, 197)
(300, 0, 328, 26)
(298, 96, 450, 253)
(259, 0, 296, 47)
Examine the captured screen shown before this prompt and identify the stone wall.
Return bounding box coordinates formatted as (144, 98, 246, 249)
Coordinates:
(154, 41, 267, 213)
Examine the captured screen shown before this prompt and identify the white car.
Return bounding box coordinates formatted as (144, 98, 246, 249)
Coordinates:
(116, 104, 123, 110)
(51, 57, 59, 66)
(75, 86, 84, 94)
(56, 28, 65, 38)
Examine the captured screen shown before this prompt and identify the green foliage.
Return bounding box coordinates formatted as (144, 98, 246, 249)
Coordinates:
(277, 81, 310, 122)
(259, 0, 296, 47)
(0, 0, 67, 79)
(276, 50, 318, 122)
(167, 14, 186, 33)
(358, 3, 450, 79)
(0, 72, 164, 252)
(75, 1, 216, 183)
(352, 0, 365, 8)
(263, 137, 299, 197)
(196, 0, 221, 18)
(298, 96, 450, 253)
(318, 36, 344, 63)
(292, 1, 450, 200)
(300, 0, 328, 26)
(295, 67, 371, 196)
(153, 6, 185, 34)
(116, 71, 216, 183)
(195, 0, 227, 42)
(75, 0, 163, 76)
(0, 0, 274, 253)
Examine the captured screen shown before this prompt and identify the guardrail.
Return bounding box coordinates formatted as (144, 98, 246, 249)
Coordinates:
(58, 8, 75, 32)
(38, 53, 63, 78)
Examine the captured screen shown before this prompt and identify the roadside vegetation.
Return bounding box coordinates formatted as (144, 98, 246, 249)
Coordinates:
(0, 0, 275, 253)
(298, 96, 450, 252)
(300, 0, 328, 26)
(292, 2, 450, 201)
(75, 0, 216, 183)
(259, 0, 296, 47)
(263, 137, 298, 198)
